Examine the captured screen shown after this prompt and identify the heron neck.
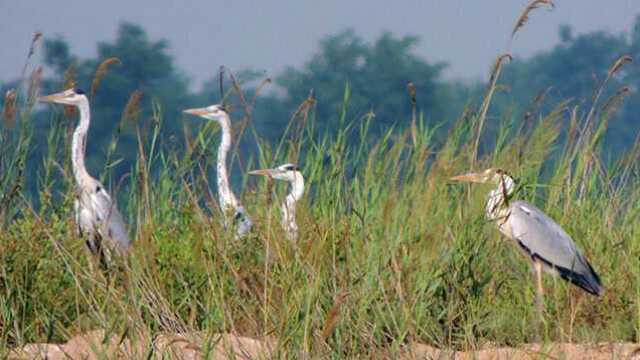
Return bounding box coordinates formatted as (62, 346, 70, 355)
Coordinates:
(486, 175, 515, 221)
(281, 172, 304, 240)
(71, 100, 92, 186)
(216, 114, 239, 212)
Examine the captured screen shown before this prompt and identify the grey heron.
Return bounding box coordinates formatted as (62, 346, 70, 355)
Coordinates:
(450, 168, 602, 317)
(39, 88, 131, 264)
(183, 104, 253, 237)
(249, 163, 304, 240)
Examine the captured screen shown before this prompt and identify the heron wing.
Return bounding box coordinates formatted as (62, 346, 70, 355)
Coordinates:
(75, 197, 104, 254)
(91, 185, 131, 251)
(74, 199, 91, 236)
(506, 200, 602, 295)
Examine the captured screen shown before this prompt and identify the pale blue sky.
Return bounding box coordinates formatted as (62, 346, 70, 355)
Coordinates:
(1, 1, 637, 88)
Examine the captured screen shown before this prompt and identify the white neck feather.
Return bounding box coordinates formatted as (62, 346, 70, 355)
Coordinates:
(216, 113, 239, 213)
(485, 174, 515, 221)
(281, 172, 304, 240)
(71, 99, 92, 186)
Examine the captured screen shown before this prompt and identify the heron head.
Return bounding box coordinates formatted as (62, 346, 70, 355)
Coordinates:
(183, 104, 228, 122)
(249, 163, 301, 182)
(449, 168, 512, 184)
(39, 87, 87, 106)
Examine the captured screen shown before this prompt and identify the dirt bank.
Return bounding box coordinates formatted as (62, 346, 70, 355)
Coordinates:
(9, 330, 640, 359)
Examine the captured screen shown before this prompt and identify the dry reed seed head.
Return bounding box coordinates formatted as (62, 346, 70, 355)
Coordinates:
(3, 89, 17, 127)
(303, 97, 316, 108)
(27, 32, 43, 58)
(320, 292, 349, 342)
(27, 67, 43, 103)
(252, 77, 272, 99)
(62, 65, 78, 119)
(532, 86, 553, 108)
(607, 55, 633, 78)
(218, 65, 225, 99)
(122, 90, 143, 123)
(407, 81, 417, 104)
(32, 32, 43, 43)
(498, 53, 513, 65)
(63, 64, 77, 90)
(307, 88, 316, 103)
(512, 0, 555, 39)
(602, 85, 632, 115)
(265, 177, 274, 206)
(489, 53, 512, 79)
(91, 57, 121, 97)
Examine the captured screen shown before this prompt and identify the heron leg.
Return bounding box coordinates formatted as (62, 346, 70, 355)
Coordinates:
(86, 234, 109, 272)
(534, 261, 544, 340)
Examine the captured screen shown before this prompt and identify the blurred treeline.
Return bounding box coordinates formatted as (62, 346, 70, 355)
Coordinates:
(1, 19, 639, 192)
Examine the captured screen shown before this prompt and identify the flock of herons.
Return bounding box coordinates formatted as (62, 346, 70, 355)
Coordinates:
(38, 85, 602, 320)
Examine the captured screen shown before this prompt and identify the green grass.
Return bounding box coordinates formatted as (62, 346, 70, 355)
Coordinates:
(0, 56, 639, 358)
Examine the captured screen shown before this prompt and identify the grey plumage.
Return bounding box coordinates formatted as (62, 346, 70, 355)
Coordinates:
(450, 168, 603, 298)
(75, 180, 131, 255)
(506, 200, 602, 296)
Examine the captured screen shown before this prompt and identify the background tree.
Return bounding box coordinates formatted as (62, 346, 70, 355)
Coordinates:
(493, 20, 637, 155)
(253, 30, 451, 141)
(40, 23, 194, 182)
(3, 18, 640, 198)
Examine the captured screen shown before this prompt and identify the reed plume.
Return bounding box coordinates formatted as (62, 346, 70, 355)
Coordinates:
(91, 57, 121, 98)
(62, 64, 78, 119)
(3, 89, 17, 127)
(27, 67, 43, 105)
(122, 90, 143, 124)
(511, 0, 555, 40)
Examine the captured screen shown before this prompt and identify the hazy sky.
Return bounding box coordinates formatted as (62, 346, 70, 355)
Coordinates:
(1, 1, 638, 88)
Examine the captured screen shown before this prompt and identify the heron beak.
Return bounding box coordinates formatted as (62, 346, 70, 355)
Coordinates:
(248, 169, 275, 177)
(183, 108, 210, 117)
(449, 172, 485, 183)
(39, 92, 66, 104)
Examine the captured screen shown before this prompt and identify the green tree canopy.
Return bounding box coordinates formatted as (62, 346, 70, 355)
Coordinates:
(4, 19, 640, 198)
(496, 18, 640, 155)
(41, 23, 194, 180)
(253, 30, 450, 140)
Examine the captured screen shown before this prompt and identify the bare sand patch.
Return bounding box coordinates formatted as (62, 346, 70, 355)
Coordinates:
(9, 330, 275, 359)
(9, 331, 640, 359)
(403, 342, 640, 360)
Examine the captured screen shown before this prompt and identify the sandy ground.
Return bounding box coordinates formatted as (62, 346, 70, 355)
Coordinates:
(404, 342, 640, 359)
(8, 330, 640, 359)
(8, 330, 274, 359)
